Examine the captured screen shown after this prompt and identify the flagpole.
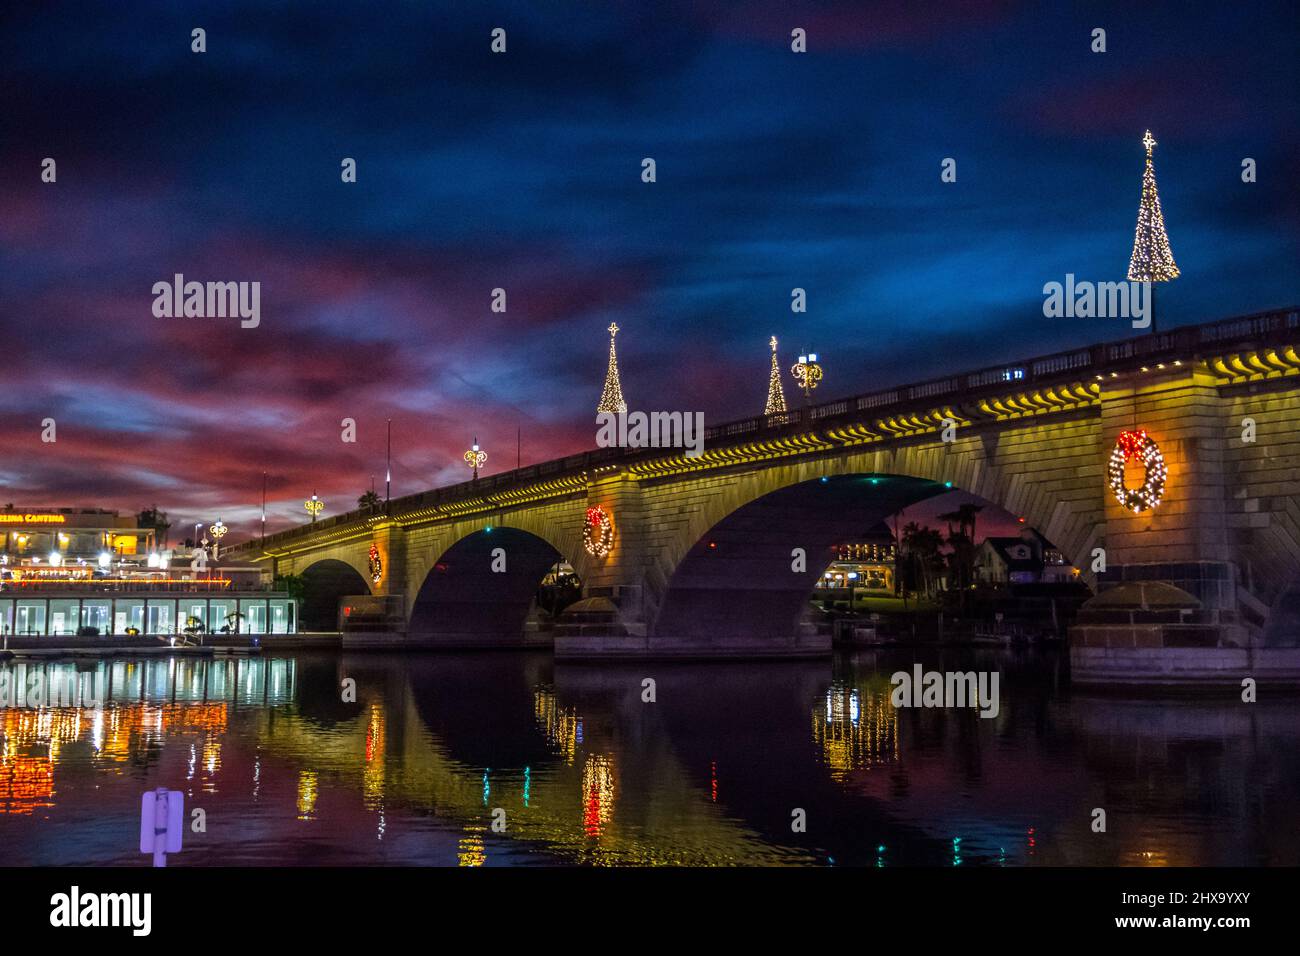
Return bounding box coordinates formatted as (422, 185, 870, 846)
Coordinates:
(261, 472, 267, 544)
(385, 419, 392, 512)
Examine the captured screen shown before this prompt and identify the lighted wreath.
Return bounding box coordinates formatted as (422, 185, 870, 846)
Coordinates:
(368, 543, 383, 584)
(583, 506, 614, 557)
(1108, 429, 1167, 513)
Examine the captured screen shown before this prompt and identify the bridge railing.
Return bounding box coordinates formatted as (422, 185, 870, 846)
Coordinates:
(233, 306, 1298, 553)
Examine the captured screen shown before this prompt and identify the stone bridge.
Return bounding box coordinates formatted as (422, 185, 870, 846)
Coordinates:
(225, 308, 1300, 683)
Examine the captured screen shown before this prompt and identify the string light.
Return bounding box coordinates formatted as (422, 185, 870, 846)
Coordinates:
(597, 322, 628, 413)
(1108, 429, 1167, 513)
(368, 543, 383, 584)
(1127, 130, 1180, 283)
(303, 493, 324, 523)
(764, 335, 788, 415)
(583, 506, 614, 557)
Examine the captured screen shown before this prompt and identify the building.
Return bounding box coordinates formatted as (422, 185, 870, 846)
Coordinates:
(1, 507, 156, 565)
(974, 529, 1077, 586)
(816, 524, 898, 600)
(0, 506, 296, 640)
(0, 583, 297, 638)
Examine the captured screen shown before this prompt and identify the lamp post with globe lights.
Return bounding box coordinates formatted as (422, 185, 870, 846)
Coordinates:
(791, 351, 823, 403)
(209, 519, 227, 559)
(464, 438, 487, 481)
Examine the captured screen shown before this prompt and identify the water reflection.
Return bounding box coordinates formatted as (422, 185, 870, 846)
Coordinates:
(0, 650, 1295, 866)
(812, 679, 899, 778)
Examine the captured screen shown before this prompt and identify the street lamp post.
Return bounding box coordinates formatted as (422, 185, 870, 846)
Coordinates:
(791, 351, 823, 403)
(304, 492, 325, 524)
(464, 437, 487, 481)
(209, 519, 227, 559)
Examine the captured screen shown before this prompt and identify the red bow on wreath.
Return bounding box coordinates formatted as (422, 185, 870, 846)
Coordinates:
(1116, 429, 1148, 460)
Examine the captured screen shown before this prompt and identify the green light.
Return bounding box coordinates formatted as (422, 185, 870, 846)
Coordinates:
(944, 481, 953, 488)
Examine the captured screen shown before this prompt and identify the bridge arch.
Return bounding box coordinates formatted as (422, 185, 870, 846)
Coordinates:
(299, 558, 372, 631)
(647, 456, 1101, 642)
(408, 526, 576, 644)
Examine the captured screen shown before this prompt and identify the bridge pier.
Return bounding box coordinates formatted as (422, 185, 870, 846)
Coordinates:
(1069, 363, 1299, 686)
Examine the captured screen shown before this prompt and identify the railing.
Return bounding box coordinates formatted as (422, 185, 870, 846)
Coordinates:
(231, 306, 1298, 553)
(0, 577, 239, 593)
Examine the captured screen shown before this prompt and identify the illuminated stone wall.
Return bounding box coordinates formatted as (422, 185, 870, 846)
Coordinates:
(233, 358, 1300, 648)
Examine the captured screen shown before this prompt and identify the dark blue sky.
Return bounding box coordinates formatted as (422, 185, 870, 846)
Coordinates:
(2, 0, 1297, 535)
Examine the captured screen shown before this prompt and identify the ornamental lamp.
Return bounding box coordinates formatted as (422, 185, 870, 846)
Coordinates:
(209, 519, 228, 558)
(464, 437, 488, 480)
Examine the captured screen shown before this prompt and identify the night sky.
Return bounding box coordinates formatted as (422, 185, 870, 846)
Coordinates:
(2, 1, 1297, 540)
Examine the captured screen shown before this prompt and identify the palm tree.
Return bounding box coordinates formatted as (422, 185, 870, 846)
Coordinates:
(945, 529, 977, 605)
(938, 503, 983, 541)
(357, 490, 381, 513)
(901, 522, 945, 599)
(137, 505, 173, 547)
(955, 503, 983, 542)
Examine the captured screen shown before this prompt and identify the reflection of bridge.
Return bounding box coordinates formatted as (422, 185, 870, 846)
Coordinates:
(226, 310, 1300, 679)
(0, 655, 799, 864)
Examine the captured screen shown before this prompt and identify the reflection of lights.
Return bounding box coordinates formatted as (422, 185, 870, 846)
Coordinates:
(581, 754, 616, 837)
(363, 704, 385, 807)
(533, 687, 580, 764)
(203, 737, 221, 780)
(458, 828, 486, 867)
(0, 746, 54, 816)
(1121, 847, 1172, 866)
(296, 771, 318, 819)
(812, 682, 899, 776)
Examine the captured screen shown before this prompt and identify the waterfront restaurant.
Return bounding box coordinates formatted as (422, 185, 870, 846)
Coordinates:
(0, 505, 298, 640)
(0, 507, 156, 564)
(814, 535, 898, 605)
(0, 578, 298, 638)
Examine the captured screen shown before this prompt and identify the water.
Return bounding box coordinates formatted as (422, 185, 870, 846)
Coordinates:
(1, 649, 1296, 866)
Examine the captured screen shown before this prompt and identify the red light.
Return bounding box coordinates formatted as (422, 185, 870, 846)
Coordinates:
(707, 541, 717, 550)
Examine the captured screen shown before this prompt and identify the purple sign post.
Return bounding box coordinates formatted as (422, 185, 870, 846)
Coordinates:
(139, 788, 184, 867)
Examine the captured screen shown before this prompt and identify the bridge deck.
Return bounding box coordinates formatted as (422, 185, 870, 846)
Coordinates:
(231, 306, 1299, 555)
